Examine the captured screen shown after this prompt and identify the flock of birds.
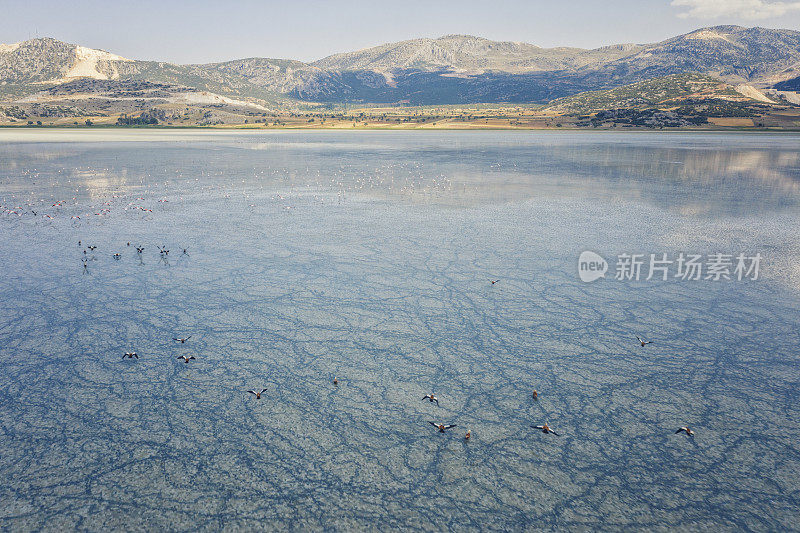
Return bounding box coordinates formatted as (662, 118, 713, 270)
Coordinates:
(0, 194, 155, 222)
(6, 190, 709, 518)
(3, 161, 454, 223)
(78, 240, 189, 273)
(418, 340, 695, 440)
(98, 258, 695, 442)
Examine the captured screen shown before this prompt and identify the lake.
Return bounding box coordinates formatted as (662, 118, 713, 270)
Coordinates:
(0, 129, 799, 530)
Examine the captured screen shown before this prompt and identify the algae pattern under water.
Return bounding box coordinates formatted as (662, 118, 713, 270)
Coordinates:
(0, 130, 799, 530)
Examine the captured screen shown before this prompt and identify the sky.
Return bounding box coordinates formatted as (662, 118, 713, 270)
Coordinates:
(2, 0, 800, 64)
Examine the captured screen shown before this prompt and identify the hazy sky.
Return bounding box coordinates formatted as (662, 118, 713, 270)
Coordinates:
(3, 0, 800, 63)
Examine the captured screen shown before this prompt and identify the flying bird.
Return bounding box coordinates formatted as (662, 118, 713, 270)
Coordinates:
(491, 280, 499, 285)
(422, 393, 439, 406)
(123, 352, 138, 359)
(532, 424, 560, 436)
(636, 335, 652, 347)
(173, 336, 192, 343)
(248, 389, 268, 399)
(675, 427, 695, 437)
(429, 422, 457, 433)
(177, 355, 196, 363)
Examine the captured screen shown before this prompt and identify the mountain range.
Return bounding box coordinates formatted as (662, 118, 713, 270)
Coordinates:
(2, 26, 800, 107)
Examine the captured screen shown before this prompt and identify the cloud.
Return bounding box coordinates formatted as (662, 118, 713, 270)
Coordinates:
(671, 0, 800, 19)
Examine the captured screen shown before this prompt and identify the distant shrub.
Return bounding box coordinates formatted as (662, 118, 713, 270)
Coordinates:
(117, 110, 165, 126)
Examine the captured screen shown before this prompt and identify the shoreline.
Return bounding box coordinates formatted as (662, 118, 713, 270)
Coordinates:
(2, 124, 800, 133)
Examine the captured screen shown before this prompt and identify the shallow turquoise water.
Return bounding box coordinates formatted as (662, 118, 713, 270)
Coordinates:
(0, 130, 799, 530)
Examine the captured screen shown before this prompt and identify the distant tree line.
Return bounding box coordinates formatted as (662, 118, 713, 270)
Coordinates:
(117, 109, 166, 126)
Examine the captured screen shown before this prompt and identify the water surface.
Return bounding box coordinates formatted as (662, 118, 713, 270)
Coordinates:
(0, 130, 799, 530)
